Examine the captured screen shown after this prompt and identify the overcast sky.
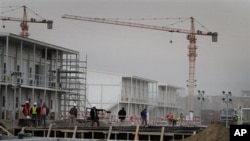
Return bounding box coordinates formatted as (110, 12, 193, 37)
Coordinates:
(1, 0, 249, 96)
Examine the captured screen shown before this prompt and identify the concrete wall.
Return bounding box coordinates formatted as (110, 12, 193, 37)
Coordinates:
(87, 70, 122, 109)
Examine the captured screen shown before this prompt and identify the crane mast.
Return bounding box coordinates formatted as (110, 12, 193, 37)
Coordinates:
(187, 17, 197, 113)
(0, 5, 53, 37)
(21, 5, 28, 37)
(62, 14, 218, 113)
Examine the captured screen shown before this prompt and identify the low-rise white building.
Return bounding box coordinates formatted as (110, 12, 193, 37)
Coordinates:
(87, 69, 185, 120)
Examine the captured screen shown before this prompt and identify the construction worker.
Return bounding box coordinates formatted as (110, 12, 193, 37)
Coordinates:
(234, 114, 240, 124)
(141, 108, 147, 127)
(90, 104, 99, 127)
(22, 101, 31, 118)
(179, 112, 184, 126)
(167, 112, 173, 126)
(118, 107, 126, 125)
(30, 102, 39, 127)
(39, 103, 50, 127)
(172, 117, 178, 127)
(69, 103, 77, 126)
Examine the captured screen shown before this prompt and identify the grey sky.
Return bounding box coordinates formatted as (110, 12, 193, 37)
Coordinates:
(1, 0, 249, 96)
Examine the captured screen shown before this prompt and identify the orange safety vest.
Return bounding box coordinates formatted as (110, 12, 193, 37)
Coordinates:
(167, 114, 173, 120)
(40, 106, 45, 115)
(23, 105, 30, 116)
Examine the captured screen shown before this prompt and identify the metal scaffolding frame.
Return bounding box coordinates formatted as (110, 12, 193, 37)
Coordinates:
(0, 33, 87, 120)
(58, 53, 87, 114)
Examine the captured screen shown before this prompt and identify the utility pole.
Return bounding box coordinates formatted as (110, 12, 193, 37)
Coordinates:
(222, 91, 232, 128)
(197, 90, 205, 125)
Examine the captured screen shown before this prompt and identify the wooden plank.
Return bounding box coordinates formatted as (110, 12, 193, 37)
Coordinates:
(134, 125, 139, 141)
(160, 127, 165, 141)
(107, 126, 112, 140)
(47, 123, 52, 137)
(21, 127, 25, 133)
(137, 132, 161, 135)
(72, 126, 77, 138)
(165, 133, 175, 136)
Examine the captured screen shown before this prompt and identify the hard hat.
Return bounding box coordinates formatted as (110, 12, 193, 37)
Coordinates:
(25, 101, 29, 103)
(92, 104, 96, 107)
(73, 103, 76, 106)
(34, 102, 37, 105)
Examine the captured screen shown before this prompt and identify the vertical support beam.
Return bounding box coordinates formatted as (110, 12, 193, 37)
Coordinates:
(0, 81, 2, 120)
(72, 125, 77, 138)
(4, 84, 7, 120)
(13, 78, 17, 129)
(107, 125, 112, 140)
(4, 36, 9, 120)
(134, 125, 139, 141)
(47, 123, 52, 137)
(44, 48, 48, 102)
(160, 126, 165, 141)
(55, 50, 59, 116)
(19, 41, 23, 119)
(101, 84, 103, 108)
(32, 44, 36, 102)
(128, 77, 132, 115)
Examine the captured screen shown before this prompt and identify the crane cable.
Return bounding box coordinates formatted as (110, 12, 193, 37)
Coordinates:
(0, 6, 45, 19)
(193, 18, 211, 32)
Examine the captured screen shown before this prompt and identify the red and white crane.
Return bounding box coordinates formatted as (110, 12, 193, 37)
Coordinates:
(0, 5, 53, 37)
(61, 14, 218, 113)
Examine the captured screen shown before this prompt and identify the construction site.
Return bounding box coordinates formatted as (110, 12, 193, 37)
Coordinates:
(0, 2, 250, 141)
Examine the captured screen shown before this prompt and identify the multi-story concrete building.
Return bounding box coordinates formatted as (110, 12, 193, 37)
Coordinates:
(0, 32, 87, 120)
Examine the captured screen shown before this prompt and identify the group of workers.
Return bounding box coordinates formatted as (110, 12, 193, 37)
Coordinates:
(118, 108, 184, 127)
(68, 104, 185, 127)
(68, 104, 100, 127)
(22, 101, 50, 127)
(166, 112, 184, 126)
(23, 102, 242, 127)
(118, 107, 148, 127)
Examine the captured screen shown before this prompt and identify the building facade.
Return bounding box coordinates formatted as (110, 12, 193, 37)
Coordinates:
(87, 69, 185, 120)
(0, 33, 87, 120)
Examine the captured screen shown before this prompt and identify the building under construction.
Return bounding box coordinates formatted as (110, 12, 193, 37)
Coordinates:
(0, 32, 87, 120)
(0, 32, 185, 122)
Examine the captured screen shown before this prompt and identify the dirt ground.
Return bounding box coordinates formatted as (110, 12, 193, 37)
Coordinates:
(181, 124, 229, 141)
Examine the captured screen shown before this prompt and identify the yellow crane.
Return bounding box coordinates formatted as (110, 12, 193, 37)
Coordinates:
(61, 14, 218, 113)
(0, 5, 53, 37)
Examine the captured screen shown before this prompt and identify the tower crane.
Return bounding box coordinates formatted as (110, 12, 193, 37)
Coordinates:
(0, 5, 53, 37)
(61, 14, 218, 114)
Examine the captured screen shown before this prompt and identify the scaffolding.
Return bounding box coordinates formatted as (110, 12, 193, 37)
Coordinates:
(58, 53, 87, 114)
(0, 33, 90, 120)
